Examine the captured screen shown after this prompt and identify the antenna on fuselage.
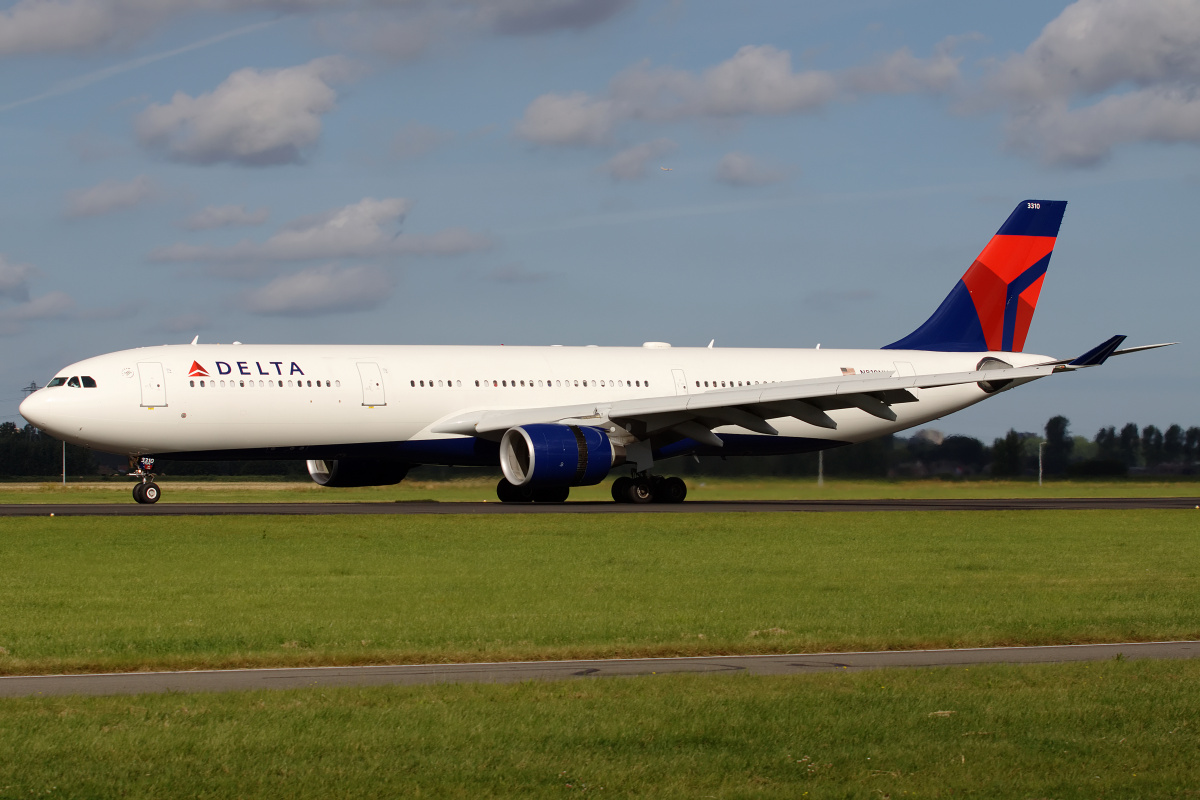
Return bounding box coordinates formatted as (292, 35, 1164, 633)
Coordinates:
(707, 340, 714, 348)
(190, 335, 199, 345)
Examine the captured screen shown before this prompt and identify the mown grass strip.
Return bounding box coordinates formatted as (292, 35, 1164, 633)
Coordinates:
(0, 659, 1197, 798)
(1, 476, 1197, 503)
(1, 511, 1197, 674)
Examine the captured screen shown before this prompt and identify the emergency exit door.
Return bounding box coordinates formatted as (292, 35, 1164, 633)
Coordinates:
(357, 362, 386, 406)
(137, 362, 167, 407)
(672, 369, 689, 395)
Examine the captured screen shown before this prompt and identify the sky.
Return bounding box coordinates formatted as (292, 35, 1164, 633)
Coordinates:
(1, 0, 1197, 442)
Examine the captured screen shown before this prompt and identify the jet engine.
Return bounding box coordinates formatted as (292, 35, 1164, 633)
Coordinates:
(499, 424, 619, 488)
(306, 459, 410, 488)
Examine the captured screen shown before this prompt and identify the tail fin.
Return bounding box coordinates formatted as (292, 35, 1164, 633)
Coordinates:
(884, 200, 1067, 352)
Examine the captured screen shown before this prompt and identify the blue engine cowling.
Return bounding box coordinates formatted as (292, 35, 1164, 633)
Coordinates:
(499, 424, 616, 487)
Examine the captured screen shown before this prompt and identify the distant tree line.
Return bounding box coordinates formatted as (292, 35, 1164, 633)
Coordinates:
(3, 416, 1198, 480)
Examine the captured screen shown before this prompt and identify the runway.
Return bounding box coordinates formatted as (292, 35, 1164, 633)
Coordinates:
(0, 496, 1196, 516)
(2, 641, 1196, 698)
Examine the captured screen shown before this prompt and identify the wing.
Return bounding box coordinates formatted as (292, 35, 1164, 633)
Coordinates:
(431, 362, 1060, 446)
(431, 335, 1156, 446)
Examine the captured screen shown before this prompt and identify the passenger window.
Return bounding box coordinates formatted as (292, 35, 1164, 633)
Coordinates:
(239, 380, 245, 388)
(635, 381, 640, 387)
(82, 376, 97, 388)
(335, 381, 340, 388)
(47, 377, 67, 387)
(439, 380, 444, 387)
(67, 376, 81, 388)
(189, 380, 195, 387)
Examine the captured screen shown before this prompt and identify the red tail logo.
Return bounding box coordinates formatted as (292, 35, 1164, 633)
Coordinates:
(188, 361, 209, 377)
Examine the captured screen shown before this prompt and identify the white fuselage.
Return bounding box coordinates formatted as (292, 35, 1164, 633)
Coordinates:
(19, 342, 1048, 461)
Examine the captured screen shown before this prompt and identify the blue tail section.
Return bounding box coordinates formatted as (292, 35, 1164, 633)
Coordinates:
(884, 200, 1067, 352)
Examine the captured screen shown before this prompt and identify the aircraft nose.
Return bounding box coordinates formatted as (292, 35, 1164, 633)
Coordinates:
(19, 389, 54, 432)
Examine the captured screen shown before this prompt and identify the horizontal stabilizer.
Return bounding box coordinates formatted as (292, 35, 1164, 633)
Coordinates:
(1068, 335, 1127, 367)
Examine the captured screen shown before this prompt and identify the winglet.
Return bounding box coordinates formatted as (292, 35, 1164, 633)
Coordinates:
(1068, 335, 1126, 367)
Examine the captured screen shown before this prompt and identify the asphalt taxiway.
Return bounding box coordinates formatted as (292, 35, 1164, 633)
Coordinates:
(1, 641, 1195, 697)
(0, 497, 1196, 516)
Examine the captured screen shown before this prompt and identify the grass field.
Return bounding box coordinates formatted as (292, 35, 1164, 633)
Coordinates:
(1, 659, 1198, 798)
(1, 475, 1198, 503)
(1, 511, 1197, 675)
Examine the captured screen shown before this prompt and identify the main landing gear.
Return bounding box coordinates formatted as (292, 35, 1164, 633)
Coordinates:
(610, 473, 687, 504)
(130, 456, 161, 504)
(495, 479, 571, 503)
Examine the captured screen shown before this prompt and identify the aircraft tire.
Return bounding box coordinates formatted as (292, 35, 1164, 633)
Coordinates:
(626, 478, 654, 504)
(142, 482, 161, 504)
(661, 476, 687, 503)
(532, 486, 569, 503)
(132, 483, 146, 504)
(611, 477, 633, 503)
(496, 478, 535, 503)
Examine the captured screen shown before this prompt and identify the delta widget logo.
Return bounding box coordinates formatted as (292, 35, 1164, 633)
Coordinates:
(186, 360, 305, 378)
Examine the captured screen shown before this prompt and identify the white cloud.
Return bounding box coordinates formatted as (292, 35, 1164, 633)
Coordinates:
(136, 57, 359, 166)
(515, 91, 620, 146)
(601, 138, 677, 181)
(0, 256, 34, 302)
(241, 264, 392, 316)
(0, 291, 76, 336)
(982, 0, 1200, 165)
(1006, 87, 1200, 166)
(516, 45, 838, 146)
(181, 205, 270, 230)
(482, 0, 634, 35)
(0, 0, 145, 57)
(989, 0, 1200, 103)
(0, 0, 638, 60)
(151, 197, 493, 263)
(844, 44, 963, 96)
(391, 122, 454, 159)
(714, 151, 790, 186)
(64, 175, 155, 218)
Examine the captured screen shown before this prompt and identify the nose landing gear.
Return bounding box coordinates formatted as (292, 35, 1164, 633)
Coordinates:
(130, 456, 161, 504)
(611, 473, 687, 504)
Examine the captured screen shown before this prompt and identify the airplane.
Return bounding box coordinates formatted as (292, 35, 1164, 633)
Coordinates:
(18, 199, 1172, 505)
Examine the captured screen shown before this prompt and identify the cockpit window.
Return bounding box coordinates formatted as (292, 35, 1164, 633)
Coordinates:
(47, 377, 67, 387)
(67, 376, 81, 388)
(81, 376, 97, 388)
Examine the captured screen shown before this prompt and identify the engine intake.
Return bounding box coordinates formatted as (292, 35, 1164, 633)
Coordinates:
(500, 424, 617, 488)
(306, 459, 410, 488)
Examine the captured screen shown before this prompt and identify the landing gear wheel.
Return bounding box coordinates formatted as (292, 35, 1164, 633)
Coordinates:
(626, 478, 654, 504)
(661, 477, 687, 504)
(531, 486, 570, 503)
(142, 482, 161, 504)
(611, 476, 633, 503)
(132, 483, 146, 503)
(496, 478, 535, 503)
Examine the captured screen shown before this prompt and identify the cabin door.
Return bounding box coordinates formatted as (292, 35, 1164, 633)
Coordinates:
(672, 369, 689, 395)
(137, 362, 167, 408)
(357, 362, 386, 406)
